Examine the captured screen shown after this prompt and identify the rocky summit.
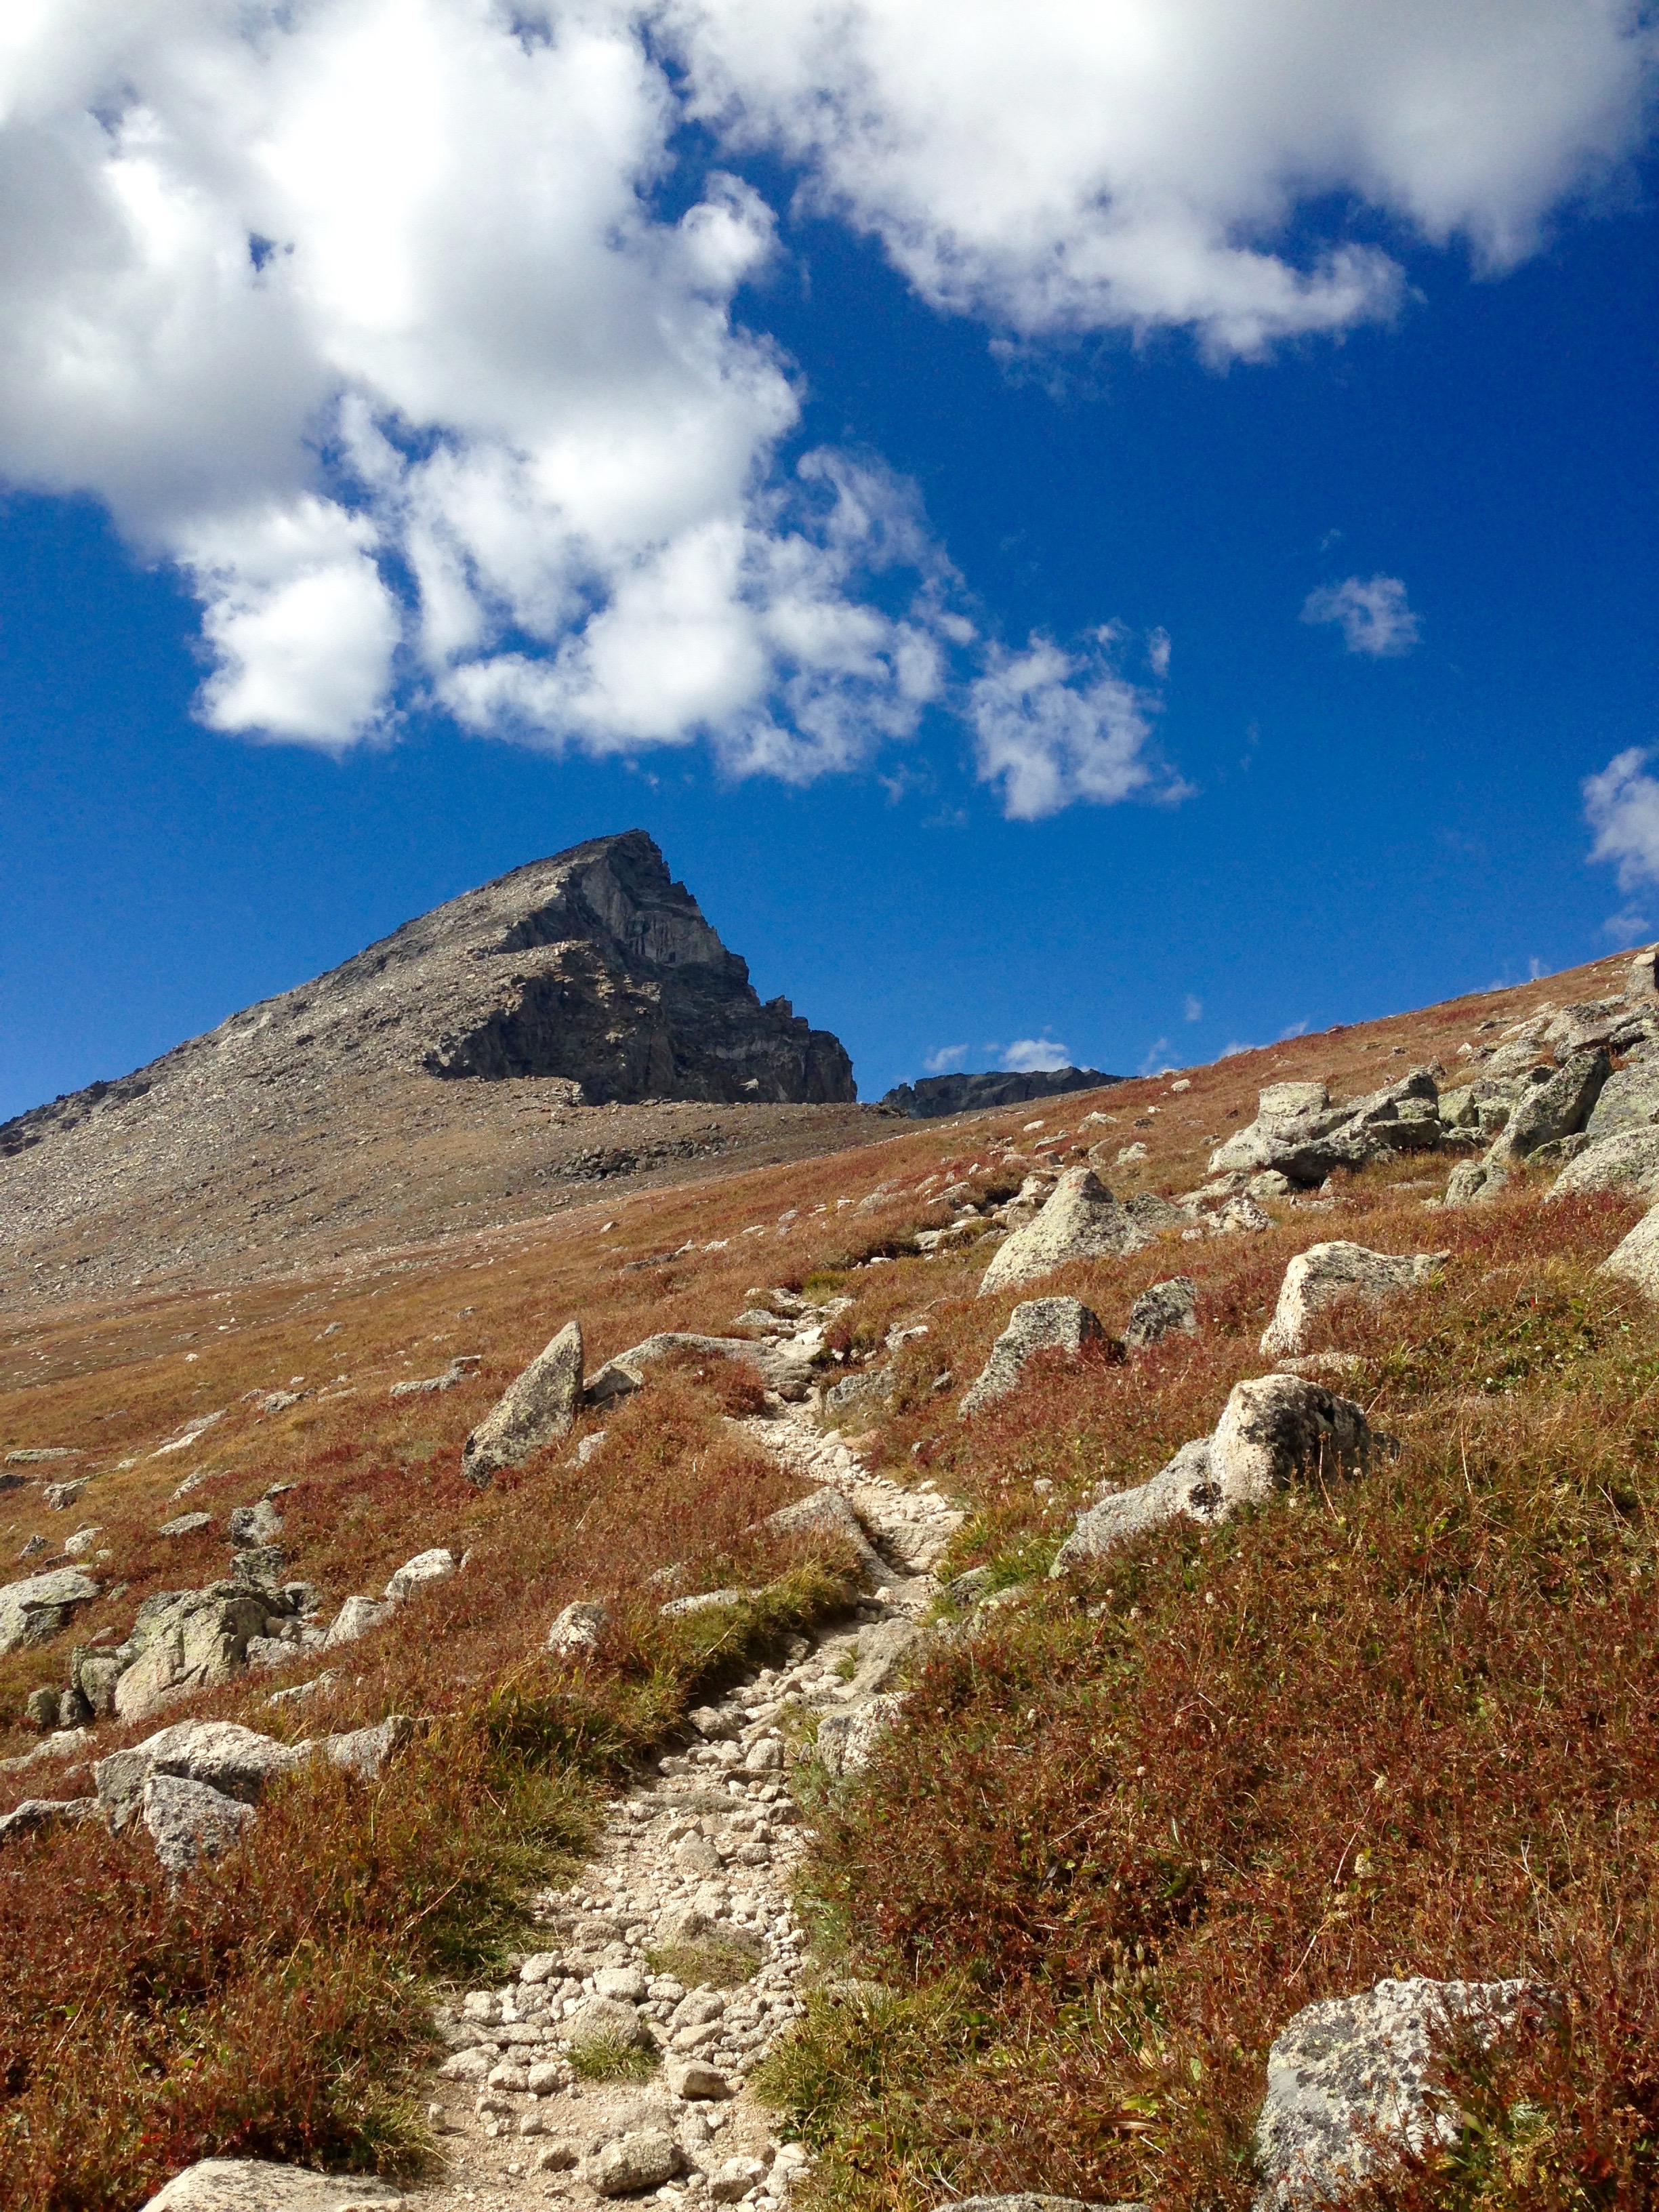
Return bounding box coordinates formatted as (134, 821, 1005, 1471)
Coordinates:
(1, 833, 869, 1304)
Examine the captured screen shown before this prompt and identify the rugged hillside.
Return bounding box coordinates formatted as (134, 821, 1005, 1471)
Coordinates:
(0, 833, 873, 1310)
(4, 937, 1659, 2212)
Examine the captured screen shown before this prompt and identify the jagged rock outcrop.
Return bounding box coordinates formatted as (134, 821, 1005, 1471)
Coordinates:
(880, 1066, 1120, 1118)
(1209, 1072, 1443, 1187)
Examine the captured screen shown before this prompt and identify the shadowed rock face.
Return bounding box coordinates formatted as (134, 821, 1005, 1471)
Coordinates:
(880, 1065, 1119, 1118)
(417, 832, 855, 1103)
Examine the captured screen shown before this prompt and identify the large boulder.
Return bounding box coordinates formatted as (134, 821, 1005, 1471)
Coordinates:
(1254, 1977, 1540, 2209)
(462, 1319, 583, 1488)
(1124, 1275, 1199, 1351)
(1549, 1126, 1659, 1202)
(1049, 1439, 1223, 1573)
(594, 2131, 677, 2196)
(563, 1994, 652, 2051)
(960, 1297, 1107, 1416)
(141, 1771, 257, 1878)
(95, 1719, 311, 1831)
(1211, 1376, 1381, 1507)
(1259, 1243, 1446, 1360)
(142, 2158, 404, 2209)
(0, 1568, 100, 1657)
(102, 1583, 277, 1722)
(979, 1169, 1149, 1298)
(587, 1330, 813, 1406)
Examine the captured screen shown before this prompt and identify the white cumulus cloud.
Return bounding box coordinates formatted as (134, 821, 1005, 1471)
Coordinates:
(671, 0, 1654, 355)
(968, 629, 1183, 821)
(0, 0, 1650, 785)
(1002, 1035, 1072, 1073)
(1302, 575, 1422, 657)
(1586, 748, 1659, 890)
(922, 1044, 968, 1075)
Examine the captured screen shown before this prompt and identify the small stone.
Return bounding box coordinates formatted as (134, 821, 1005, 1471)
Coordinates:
(665, 2060, 731, 2100)
(594, 2129, 678, 2196)
(536, 2144, 580, 2173)
(383, 1548, 456, 1602)
(708, 2158, 766, 2203)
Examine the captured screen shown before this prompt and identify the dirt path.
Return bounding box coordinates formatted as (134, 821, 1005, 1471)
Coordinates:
(404, 1361, 965, 2212)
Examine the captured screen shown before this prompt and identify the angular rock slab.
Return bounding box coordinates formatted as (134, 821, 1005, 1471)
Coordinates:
(587, 1330, 815, 1406)
(1254, 1976, 1540, 2210)
(1259, 1242, 1446, 1360)
(1448, 1049, 1612, 1205)
(1210, 1376, 1381, 1507)
(766, 1488, 900, 1589)
(1598, 1202, 1659, 1298)
(0, 1568, 100, 1657)
(142, 2158, 403, 2209)
(979, 1168, 1149, 1297)
(463, 1318, 583, 1488)
(383, 1547, 455, 1601)
(960, 1296, 1107, 1416)
(1049, 1439, 1222, 1574)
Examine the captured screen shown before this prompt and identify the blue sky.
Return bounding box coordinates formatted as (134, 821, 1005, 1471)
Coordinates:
(1, 3, 1656, 1118)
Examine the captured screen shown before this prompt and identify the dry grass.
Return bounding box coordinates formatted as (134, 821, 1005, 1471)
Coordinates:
(762, 1185, 1659, 2211)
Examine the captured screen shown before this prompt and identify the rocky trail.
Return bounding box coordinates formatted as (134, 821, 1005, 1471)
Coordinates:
(398, 1322, 967, 2212)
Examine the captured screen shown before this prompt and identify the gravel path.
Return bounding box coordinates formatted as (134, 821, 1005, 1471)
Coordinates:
(403, 1366, 966, 2212)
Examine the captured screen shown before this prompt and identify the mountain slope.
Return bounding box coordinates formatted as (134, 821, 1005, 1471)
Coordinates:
(0, 832, 871, 1309)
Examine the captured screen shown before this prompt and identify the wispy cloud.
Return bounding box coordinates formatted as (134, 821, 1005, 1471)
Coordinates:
(1586, 748, 1659, 891)
(1604, 909, 1652, 944)
(968, 627, 1188, 821)
(1139, 1036, 1173, 1075)
(923, 1043, 968, 1074)
(1301, 575, 1422, 657)
(1002, 1034, 1071, 1073)
(1183, 994, 1203, 1022)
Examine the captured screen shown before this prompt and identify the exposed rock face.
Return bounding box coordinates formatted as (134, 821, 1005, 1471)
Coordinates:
(7, 834, 850, 1137)
(880, 1066, 1120, 1118)
(2, 832, 868, 1305)
(1254, 1976, 1540, 2209)
(1259, 1242, 1446, 1359)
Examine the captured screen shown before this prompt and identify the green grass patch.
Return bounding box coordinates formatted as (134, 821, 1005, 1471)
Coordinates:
(567, 2033, 660, 2083)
